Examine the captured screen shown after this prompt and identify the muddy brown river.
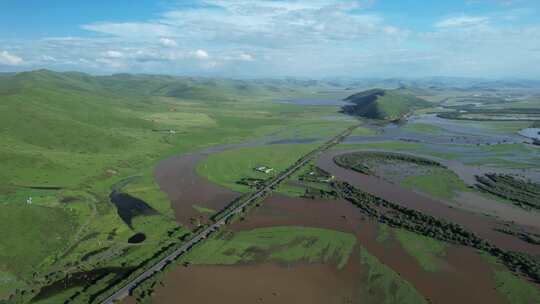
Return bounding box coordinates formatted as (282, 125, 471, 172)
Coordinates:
(154, 152, 240, 226)
(145, 134, 539, 304)
(148, 193, 509, 304)
(318, 150, 540, 255)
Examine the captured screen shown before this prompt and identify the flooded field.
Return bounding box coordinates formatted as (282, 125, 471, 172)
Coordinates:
(151, 192, 513, 304)
(152, 262, 358, 304)
(318, 150, 540, 255)
(345, 114, 525, 145)
(154, 152, 241, 226)
(147, 112, 540, 304)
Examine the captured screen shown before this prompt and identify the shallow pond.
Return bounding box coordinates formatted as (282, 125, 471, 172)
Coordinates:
(109, 191, 159, 228)
(519, 128, 540, 140)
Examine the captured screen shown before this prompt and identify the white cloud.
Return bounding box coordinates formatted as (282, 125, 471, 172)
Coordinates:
(191, 49, 210, 60)
(103, 50, 124, 58)
(2, 0, 540, 78)
(435, 16, 489, 28)
(81, 22, 174, 38)
(40, 55, 57, 62)
(81, 0, 390, 48)
(238, 53, 254, 61)
(159, 38, 178, 47)
(0, 50, 24, 66)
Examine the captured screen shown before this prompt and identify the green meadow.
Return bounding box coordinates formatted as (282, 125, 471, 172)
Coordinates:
(401, 169, 468, 200)
(0, 70, 353, 301)
(197, 144, 318, 193)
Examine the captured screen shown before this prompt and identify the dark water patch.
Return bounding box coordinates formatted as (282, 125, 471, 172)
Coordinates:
(128, 233, 146, 244)
(520, 128, 540, 140)
(32, 267, 131, 301)
(15, 185, 63, 190)
(109, 191, 159, 228)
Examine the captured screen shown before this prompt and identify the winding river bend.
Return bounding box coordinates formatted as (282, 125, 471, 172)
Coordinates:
(318, 150, 540, 255)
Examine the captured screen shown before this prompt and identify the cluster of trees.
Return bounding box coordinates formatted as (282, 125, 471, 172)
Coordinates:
(334, 152, 443, 176)
(475, 174, 540, 211)
(331, 179, 540, 283)
(302, 188, 339, 200)
(496, 227, 540, 245)
(438, 107, 540, 121)
(236, 177, 266, 189)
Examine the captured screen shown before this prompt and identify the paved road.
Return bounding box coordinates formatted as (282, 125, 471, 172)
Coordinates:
(100, 125, 356, 304)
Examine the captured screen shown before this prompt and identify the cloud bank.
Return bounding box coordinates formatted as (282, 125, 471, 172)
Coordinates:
(1, 0, 539, 78)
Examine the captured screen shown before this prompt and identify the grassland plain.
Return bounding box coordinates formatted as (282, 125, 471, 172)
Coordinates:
(0, 70, 356, 302)
(196, 144, 320, 193)
(401, 169, 468, 200)
(275, 162, 337, 198)
(181, 226, 357, 269)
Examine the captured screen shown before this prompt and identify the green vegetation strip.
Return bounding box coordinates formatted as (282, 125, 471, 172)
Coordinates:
(393, 229, 447, 272)
(182, 226, 356, 269)
(482, 254, 540, 304)
(359, 247, 427, 304)
(475, 174, 540, 211)
(192, 205, 216, 214)
(332, 180, 540, 284)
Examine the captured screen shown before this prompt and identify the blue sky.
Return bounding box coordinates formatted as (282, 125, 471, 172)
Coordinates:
(1, 0, 539, 78)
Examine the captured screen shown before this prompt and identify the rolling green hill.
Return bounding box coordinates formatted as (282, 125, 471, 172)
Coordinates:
(342, 88, 431, 120)
(0, 69, 357, 303)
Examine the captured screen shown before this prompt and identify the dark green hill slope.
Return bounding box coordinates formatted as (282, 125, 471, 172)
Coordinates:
(342, 89, 430, 120)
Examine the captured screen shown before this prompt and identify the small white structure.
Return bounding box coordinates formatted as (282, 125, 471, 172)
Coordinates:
(254, 166, 274, 174)
(26, 197, 32, 205)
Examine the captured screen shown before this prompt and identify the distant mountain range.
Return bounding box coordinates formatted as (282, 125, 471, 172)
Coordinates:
(2, 70, 539, 95)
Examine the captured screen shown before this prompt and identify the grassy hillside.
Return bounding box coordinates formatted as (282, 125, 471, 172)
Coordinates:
(0, 70, 353, 302)
(342, 88, 430, 120)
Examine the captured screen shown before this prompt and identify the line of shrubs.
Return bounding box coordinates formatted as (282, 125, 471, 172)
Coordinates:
(332, 179, 540, 283)
(475, 173, 540, 211)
